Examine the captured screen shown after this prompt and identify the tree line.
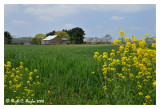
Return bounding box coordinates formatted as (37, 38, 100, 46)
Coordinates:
(32, 27, 85, 45)
(4, 27, 85, 45)
(4, 27, 114, 45)
(84, 34, 112, 44)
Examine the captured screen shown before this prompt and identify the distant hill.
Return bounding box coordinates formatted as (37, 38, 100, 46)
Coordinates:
(12, 37, 33, 44)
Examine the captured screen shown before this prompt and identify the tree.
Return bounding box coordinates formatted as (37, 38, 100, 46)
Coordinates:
(86, 37, 94, 43)
(62, 29, 69, 33)
(55, 31, 69, 39)
(55, 31, 70, 44)
(4, 31, 12, 44)
(68, 27, 85, 44)
(103, 34, 112, 43)
(32, 33, 46, 45)
(46, 30, 56, 36)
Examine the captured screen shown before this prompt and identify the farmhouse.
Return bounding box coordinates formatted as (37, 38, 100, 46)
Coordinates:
(41, 35, 67, 45)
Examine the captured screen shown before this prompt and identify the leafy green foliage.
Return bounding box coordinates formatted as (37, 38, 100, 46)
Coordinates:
(4, 31, 13, 44)
(46, 27, 85, 44)
(46, 30, 56, 36)
(55, 31, 70, 43)
(32, 33, 46, 45)
(67, 27, 85, 44)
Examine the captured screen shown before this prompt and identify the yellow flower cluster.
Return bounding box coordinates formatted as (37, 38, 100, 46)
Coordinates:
(125, 38, 130, 42)
(112, 39, 121, 45)
(145, 34, 150, 39)
(93, 32, 156, 104)
(4, 61, 40, 104)
(103, 85, 107, 90)
(119, 30, 125, 37)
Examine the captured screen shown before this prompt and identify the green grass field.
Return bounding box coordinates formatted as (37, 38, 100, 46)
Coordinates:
(4, 45, 120, 105)
(4, 44, 156, 105)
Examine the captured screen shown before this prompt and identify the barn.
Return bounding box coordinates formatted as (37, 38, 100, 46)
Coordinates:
(41, 35, 67, 45)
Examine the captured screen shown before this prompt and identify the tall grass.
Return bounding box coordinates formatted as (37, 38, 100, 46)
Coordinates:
(4, 45, 118, 104)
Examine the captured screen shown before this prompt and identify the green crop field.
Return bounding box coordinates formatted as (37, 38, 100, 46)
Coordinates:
(4, 44, 156, 105)
(4, 45, 119, 105)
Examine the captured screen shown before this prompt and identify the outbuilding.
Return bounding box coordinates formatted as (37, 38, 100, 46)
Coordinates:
(24, 41, 31, 45)
(41, 35, 67, 45)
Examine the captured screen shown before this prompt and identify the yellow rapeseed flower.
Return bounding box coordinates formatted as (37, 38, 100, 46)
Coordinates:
(9, 80, 12, 85)
(152, 43, 156, 48)
(131, 36, 135, 41)
(29, 77, 33, 81)
(92, 32, 156, 105)
(153, 81, 156, 87)
(93, 55, 98, 59)
(25, 68, 28, 71)
(7, 61, 11, 67)
(36, 76, 39, 79)
(143, 103, 147, 105)
(125, 38, 130, 42)
(145, 34, 149, 36)
(103, 85, 107, 90)
(94, 52, 99, 56)
(29, 72, 33, 76)
(12, 68, 16, 71)
(121, 76, 125, 79)
(16, 67, 19, 70)
(138, 92, 143, 96)
(145, 95, 151, 99)
(37, 82, 40, 85)
(20, 66, 23, 69)
(133, 38, 139, 44)
(16, 70, 19, 74)
(91, 72, 95, 74)
(112, 39, 121, 45)
(129, 73, 134, 79)
(20, 62, 24, 66)
(34, 69, 38, 72)
(119, 30, 125, 37)
(137, 85, 142, 89)
(4, 75, 7, 79)
(27, 81, 30, 84)
(153, 37, 156, 41)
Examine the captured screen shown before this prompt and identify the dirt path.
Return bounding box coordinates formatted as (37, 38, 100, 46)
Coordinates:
(66, 44, 114, 46)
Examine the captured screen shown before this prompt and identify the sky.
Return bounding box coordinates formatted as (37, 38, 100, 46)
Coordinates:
(4, 4, 156, 40)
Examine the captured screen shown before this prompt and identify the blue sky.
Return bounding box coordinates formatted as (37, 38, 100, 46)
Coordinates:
(4, 4, 156, 40)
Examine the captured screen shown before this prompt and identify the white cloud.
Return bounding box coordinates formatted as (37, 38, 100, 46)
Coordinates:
(23, 4, 155, 21)
(99, 4, 155, 13)
(25, 5, 78, 16)
(110, 16, 125, 20)
(12, 20, 28, 25)
(24, 5, 78, 21)
(63, 24, 75, 29)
